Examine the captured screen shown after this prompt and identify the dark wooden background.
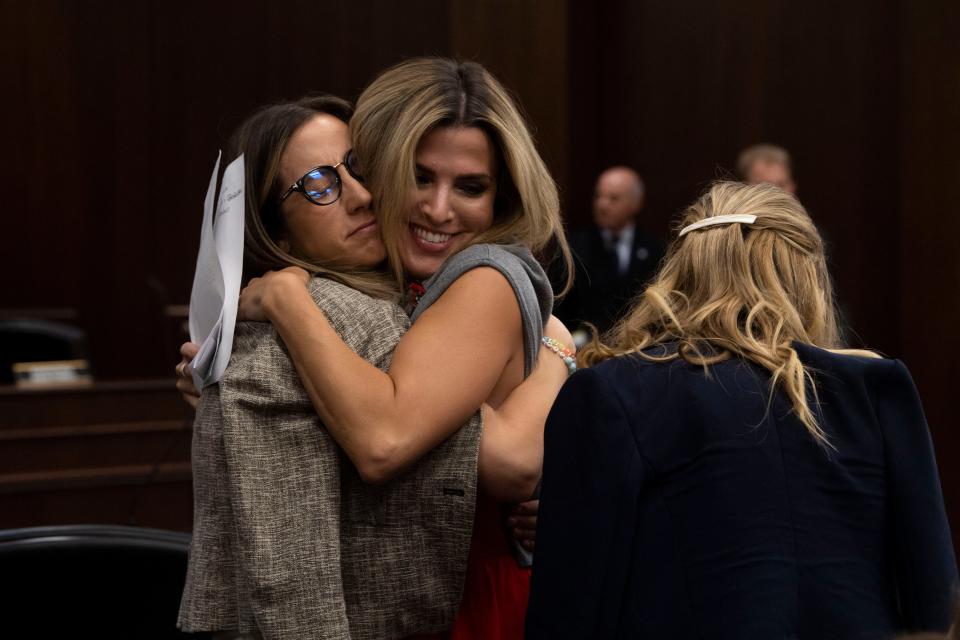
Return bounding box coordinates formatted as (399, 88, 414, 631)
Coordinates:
(3, 1, 958, 548)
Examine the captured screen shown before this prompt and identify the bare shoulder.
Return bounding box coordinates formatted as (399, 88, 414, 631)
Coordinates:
(435, 266, 518, 308)
(412, 267, 522, 345)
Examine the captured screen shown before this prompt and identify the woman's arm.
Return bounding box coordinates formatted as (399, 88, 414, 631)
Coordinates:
(478, 316, 574, 502)
(247, 266, 524, 484)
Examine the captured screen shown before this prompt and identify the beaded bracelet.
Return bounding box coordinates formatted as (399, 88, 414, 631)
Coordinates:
(541, 336, 577, 375)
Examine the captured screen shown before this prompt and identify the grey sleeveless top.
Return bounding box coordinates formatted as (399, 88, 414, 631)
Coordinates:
(410, 243, 553, 377)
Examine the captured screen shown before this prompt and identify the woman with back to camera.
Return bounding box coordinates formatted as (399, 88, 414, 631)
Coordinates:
(526, 181, 958, 639)
(177, 90, 571, 639)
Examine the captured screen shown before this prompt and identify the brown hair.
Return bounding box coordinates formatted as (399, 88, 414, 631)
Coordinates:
(227, 94, 395, 299)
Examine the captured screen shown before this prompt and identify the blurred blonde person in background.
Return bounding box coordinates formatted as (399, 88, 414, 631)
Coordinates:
(737, 143, 796, 194)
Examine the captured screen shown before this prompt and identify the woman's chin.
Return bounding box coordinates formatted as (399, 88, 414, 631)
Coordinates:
(403, 257, 442, 281)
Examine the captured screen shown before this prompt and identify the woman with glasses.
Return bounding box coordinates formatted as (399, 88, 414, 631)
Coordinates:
(525, 181, 958, 639)
(179, 57, 575, 640)
(179, 94, 478, 639)
(234, 58, 575, 640)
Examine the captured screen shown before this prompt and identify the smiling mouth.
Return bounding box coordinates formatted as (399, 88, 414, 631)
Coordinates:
(411, 225, 453, 244)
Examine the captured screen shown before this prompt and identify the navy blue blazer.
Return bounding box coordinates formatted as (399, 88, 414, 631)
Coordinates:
(527, 343, 957, 639)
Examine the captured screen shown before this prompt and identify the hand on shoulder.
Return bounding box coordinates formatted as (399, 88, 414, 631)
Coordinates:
(238, 266, 310, 322)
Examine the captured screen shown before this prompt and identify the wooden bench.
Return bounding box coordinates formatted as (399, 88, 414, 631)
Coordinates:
(0, 379, 195, 531)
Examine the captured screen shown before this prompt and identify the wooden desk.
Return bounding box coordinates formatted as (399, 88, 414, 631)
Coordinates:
(0, 379, 195, 531)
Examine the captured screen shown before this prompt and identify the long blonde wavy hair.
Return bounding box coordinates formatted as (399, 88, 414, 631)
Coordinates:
(350, 57, 573, 292)
(579, 181, 876, 449)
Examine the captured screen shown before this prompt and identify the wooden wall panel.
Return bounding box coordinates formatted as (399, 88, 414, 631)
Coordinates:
(0, 380, 195, 531)
(1, 0, 454, 379)
(450, 0, 569, 212)
(898, 1, 960, 553)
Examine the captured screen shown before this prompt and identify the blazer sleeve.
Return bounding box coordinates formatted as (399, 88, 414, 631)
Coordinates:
(219, 330, 351, 639)
(875, 359, 958, 631)
(526, 366, 646, 639)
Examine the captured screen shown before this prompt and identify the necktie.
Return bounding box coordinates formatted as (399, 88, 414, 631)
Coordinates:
(608, 234, 625, 275)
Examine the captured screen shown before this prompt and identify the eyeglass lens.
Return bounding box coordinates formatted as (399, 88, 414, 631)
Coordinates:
(301, 167, 340, 205)
(344, 150, 363, 183)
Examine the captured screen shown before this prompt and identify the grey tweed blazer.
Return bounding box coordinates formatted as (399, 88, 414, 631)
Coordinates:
(178, 277, 481, 639)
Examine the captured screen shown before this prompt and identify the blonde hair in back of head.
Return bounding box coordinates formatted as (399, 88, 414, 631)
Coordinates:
(580, 181, 876, 450)
(351, 57, 573, 292)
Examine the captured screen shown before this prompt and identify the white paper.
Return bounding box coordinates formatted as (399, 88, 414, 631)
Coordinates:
(188, 152, 245, 389)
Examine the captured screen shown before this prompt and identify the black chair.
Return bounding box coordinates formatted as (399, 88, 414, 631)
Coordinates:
(0, 319, 90, 384)
(0, 525, 209, 638)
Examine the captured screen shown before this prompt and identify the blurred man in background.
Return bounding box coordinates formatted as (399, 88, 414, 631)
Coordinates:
(556, 166, 664, 344)
(737, 143, 796, 194)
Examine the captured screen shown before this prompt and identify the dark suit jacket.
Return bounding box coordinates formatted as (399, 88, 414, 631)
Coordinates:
(527, 343, 957, 639)
(554, 225, 664, 335)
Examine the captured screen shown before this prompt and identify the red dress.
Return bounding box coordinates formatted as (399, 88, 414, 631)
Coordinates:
(411, 493, 531, 639)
